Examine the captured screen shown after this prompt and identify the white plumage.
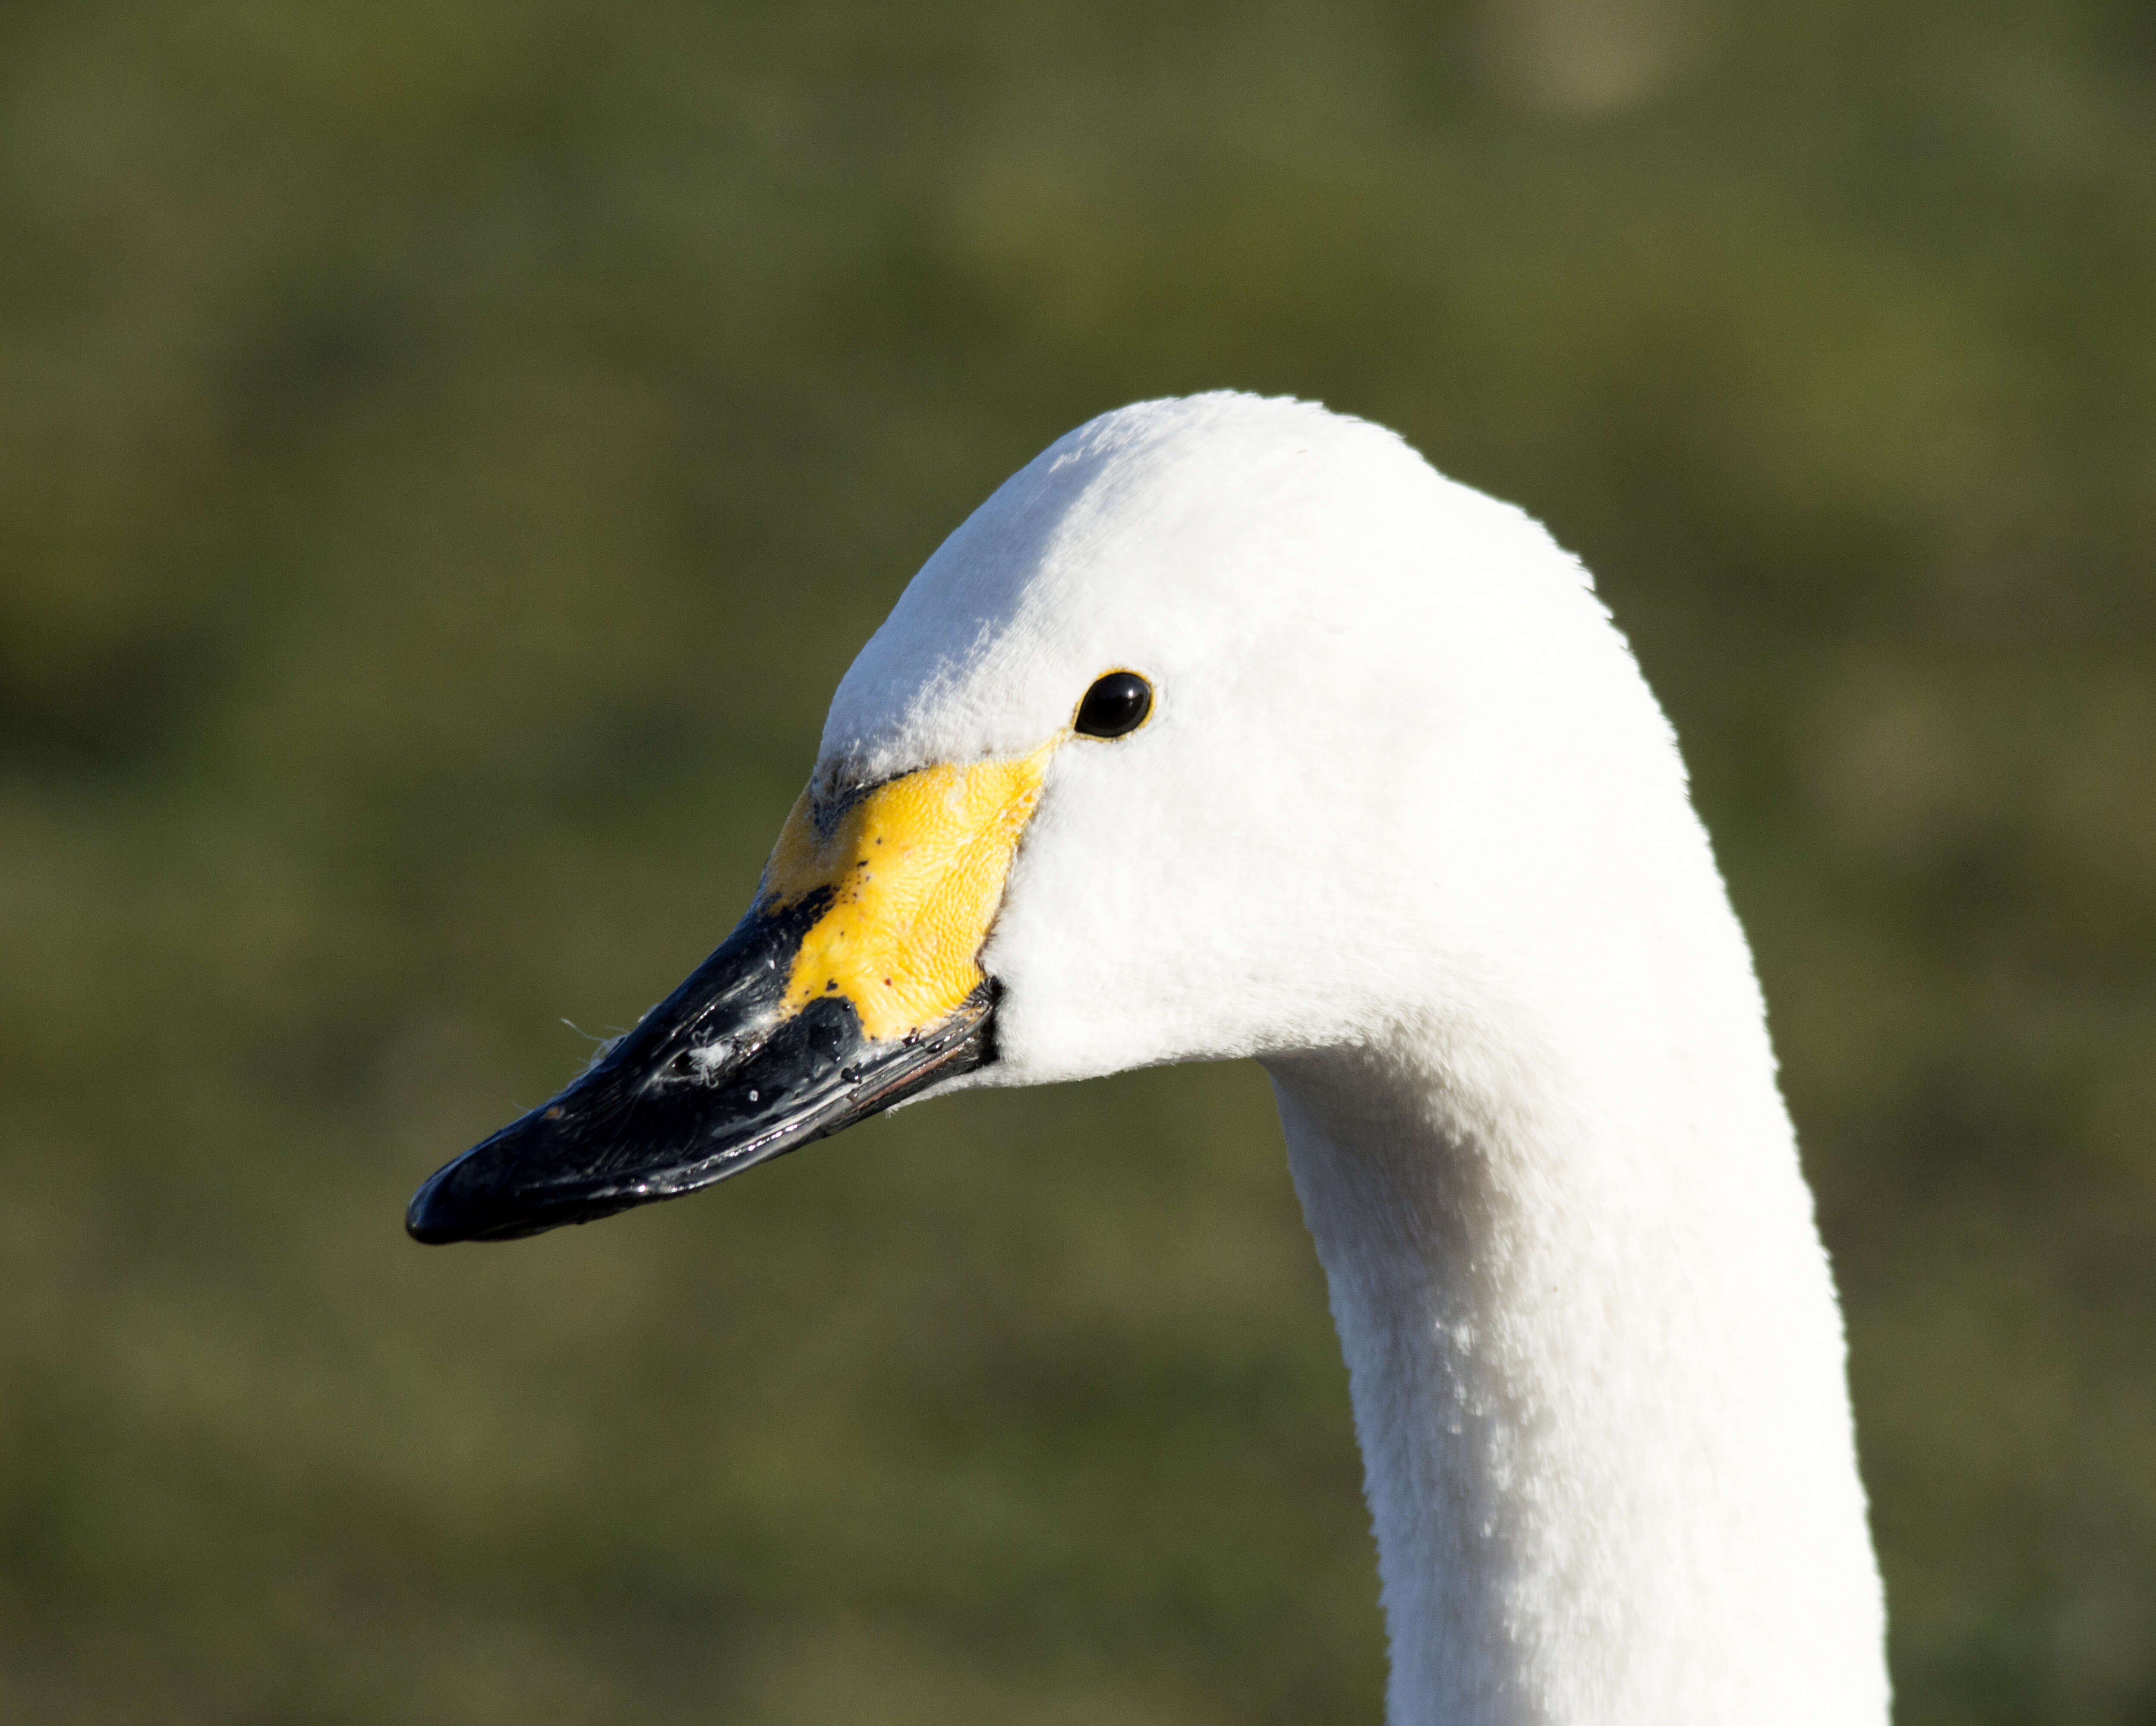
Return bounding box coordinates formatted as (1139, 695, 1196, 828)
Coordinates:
(819, 393, 1889, 1725)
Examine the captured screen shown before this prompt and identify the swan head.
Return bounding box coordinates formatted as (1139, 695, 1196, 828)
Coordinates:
(408, 392, 1687, 1242)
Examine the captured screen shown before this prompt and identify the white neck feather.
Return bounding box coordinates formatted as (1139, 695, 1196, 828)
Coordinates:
(1264, 892, 1889, 1726)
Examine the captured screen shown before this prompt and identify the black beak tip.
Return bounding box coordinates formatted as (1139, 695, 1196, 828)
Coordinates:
(405, 1139, 560, 1245)
(405, 1159, 482, 1245)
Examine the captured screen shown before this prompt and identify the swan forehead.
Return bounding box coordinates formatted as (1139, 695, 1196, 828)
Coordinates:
(818, 393, 1437, 777)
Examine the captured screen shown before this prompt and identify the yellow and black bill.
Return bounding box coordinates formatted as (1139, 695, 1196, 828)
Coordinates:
(405, 746, 1051, 1245)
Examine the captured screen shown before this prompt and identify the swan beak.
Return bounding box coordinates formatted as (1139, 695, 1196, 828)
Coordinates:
(406, 746, 1052, 1244)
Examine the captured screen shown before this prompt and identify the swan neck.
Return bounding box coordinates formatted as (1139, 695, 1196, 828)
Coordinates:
(1264, 1029, 1888, 1726)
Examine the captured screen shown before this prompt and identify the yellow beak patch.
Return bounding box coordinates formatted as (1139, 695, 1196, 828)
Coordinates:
(757, 740, 1058, 1043)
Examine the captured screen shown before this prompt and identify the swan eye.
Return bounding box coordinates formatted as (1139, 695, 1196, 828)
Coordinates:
(1073, 671, 1153, 739)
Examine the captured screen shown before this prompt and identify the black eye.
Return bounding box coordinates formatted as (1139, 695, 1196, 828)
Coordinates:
(1073, 671, 1153, 739)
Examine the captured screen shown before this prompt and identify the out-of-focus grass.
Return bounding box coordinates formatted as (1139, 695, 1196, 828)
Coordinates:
(2, 2, 2153, 1720)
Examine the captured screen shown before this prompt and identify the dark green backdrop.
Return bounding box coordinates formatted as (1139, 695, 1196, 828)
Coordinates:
(4, 2, 2153, 1721)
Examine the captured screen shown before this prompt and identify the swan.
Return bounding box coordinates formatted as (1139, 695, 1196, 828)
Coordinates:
(408, 392, 1889, 1725)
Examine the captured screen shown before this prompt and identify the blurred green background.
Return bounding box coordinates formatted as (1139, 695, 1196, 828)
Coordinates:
(3, 1, 2152, 1721)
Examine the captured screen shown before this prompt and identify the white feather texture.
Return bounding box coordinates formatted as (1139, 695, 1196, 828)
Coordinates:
(819, 393, 1888, 1725)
